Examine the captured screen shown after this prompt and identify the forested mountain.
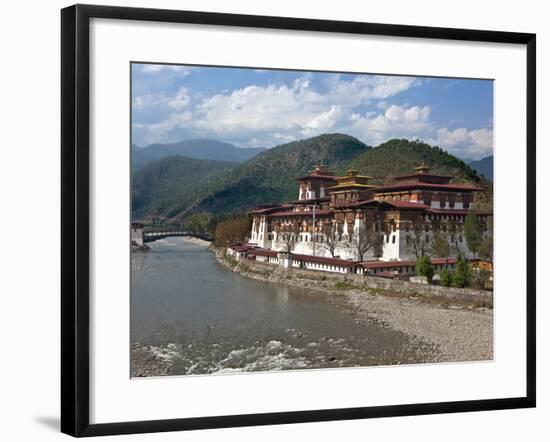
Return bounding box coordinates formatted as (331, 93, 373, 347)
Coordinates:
(132, 134, 491, 221)
(132, 156, 235, 218)
(176, 133, 371, 218)
(347, 139, 484, 185)
(467, 155, 493, 181)
(132, 139, 266, 168)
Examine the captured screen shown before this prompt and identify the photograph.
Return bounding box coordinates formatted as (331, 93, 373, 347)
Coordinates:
(130, 63, 494, 377)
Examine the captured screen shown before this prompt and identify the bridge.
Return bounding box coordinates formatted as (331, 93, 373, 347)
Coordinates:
(132, 222, 213, 246)
(142, 229, 213, 244)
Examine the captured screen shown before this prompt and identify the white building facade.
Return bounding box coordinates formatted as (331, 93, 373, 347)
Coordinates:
(249, 165, 491, 262)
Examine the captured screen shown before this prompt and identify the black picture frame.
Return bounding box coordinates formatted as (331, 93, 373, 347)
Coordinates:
(61, 4, 536, 437)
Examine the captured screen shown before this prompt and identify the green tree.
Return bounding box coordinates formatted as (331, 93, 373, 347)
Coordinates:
(185, 212, 214, 234)
(440, 268, 452, 287)
(452, 254, 472, 288)
(477, 235, 493, 261)
(464, 211, 482, 256)
(416, 255, 434, 282)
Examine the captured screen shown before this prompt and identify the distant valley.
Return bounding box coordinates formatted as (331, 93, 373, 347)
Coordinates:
(467, 156, 493, 181)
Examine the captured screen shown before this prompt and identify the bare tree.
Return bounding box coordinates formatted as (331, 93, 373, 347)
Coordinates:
(345, 224, 383, 261)
(431, 231, 454, 259)
(278, 222, 300, 254)
(319, 222, 343, 258)
(405, 218, 432, 259)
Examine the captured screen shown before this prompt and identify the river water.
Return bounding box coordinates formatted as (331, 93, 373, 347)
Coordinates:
(131, 237, 426, 376)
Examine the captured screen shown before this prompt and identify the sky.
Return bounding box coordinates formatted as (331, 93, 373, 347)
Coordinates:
(131, 63, 494, 160)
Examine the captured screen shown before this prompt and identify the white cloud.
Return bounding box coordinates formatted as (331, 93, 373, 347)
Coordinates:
(183, 75, 419, 141)
(141, 64, 192, 75)
(166, 87, 190, 110)
(132, 72, 492, 159)
(348, 105, 432, 145)
(134, 111, 193, 139)
(428, 127, 493, 158)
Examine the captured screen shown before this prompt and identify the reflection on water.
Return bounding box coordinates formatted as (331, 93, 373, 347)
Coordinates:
(131, 237, 426, 376)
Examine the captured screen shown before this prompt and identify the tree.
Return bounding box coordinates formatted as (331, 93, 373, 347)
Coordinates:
(406, 218, 432, 259)
(452, 254, 472, 288)
(440, 268, 452, 287)
(185, 212, 214, 235)
(416, 255, 434, 282)
(278, 222, 301, 254)
(464, 211, 482, 256)
(319, 222, 343, 258)
(477, 235, 493, 261)
(214, 216, 251, 246)
(431, 231, 454, 259)
(345, 224, 383, 261)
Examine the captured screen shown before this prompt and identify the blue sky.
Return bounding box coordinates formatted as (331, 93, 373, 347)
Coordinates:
(132, 63, 493, 160)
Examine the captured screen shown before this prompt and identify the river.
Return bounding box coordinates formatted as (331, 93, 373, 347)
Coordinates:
(131, 237, 428, 376)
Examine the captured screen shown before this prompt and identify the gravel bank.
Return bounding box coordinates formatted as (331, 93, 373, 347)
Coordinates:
(343, 290, 493, 363)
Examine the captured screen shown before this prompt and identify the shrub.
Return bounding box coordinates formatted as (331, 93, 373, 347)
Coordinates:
(473, 269, 491, 290)
(440, 268, 452, 287)
(416, 255, 434, 282)
(452, 255, 472, 288)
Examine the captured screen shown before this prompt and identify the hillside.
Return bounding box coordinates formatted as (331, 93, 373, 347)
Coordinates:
(132, 156, 235, 218)
(178, 133, 371, 218)
(132, 139, 266, 168)
(468, 155, 493, 181)
(132, 135, 492, 222)
(346, 139, 484, 185)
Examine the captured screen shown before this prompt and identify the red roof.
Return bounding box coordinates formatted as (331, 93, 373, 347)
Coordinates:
(295, 175, 337, 181)
(291, 253, 359, 267)
(229, 244, 257, 253)
(395, 173, 454, 180)
(288, 197, 330, 204)
(362, 258, 458, 269)
(375, 182, 482, 192)
(249, 204, 292, 215)
(379, 200, 429, 209)
(269, 209, 333, 218)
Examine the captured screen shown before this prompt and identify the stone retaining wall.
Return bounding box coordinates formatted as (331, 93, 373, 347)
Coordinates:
(216, 250, 493, 308)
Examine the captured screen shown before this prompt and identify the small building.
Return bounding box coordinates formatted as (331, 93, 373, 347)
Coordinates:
(287, 253, 360, 274)
(359, 257, 458, 278)
(470, 259, 493, 273)
(227, 243, 257, 260)
(131, 222, 144, 246)
(248, 249, 280, 264)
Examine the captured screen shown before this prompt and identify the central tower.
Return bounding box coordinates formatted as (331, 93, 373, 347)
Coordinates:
(296, 165, 336, 201)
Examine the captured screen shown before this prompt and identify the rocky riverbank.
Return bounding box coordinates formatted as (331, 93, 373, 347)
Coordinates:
(131, 344, 174, 377)
(215, 249, 493, 363)
(182, 236, 212, 247)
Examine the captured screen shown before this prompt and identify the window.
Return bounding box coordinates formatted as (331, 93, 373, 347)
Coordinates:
(406, 236, 410, 245)
(392, 235, 396, 244)
(425, 235, 429, 243)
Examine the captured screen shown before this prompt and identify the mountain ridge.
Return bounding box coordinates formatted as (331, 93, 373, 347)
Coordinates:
(132, 139, 266, 168)
(131, 134, 491, 221)
(467, 155, 493, 181)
